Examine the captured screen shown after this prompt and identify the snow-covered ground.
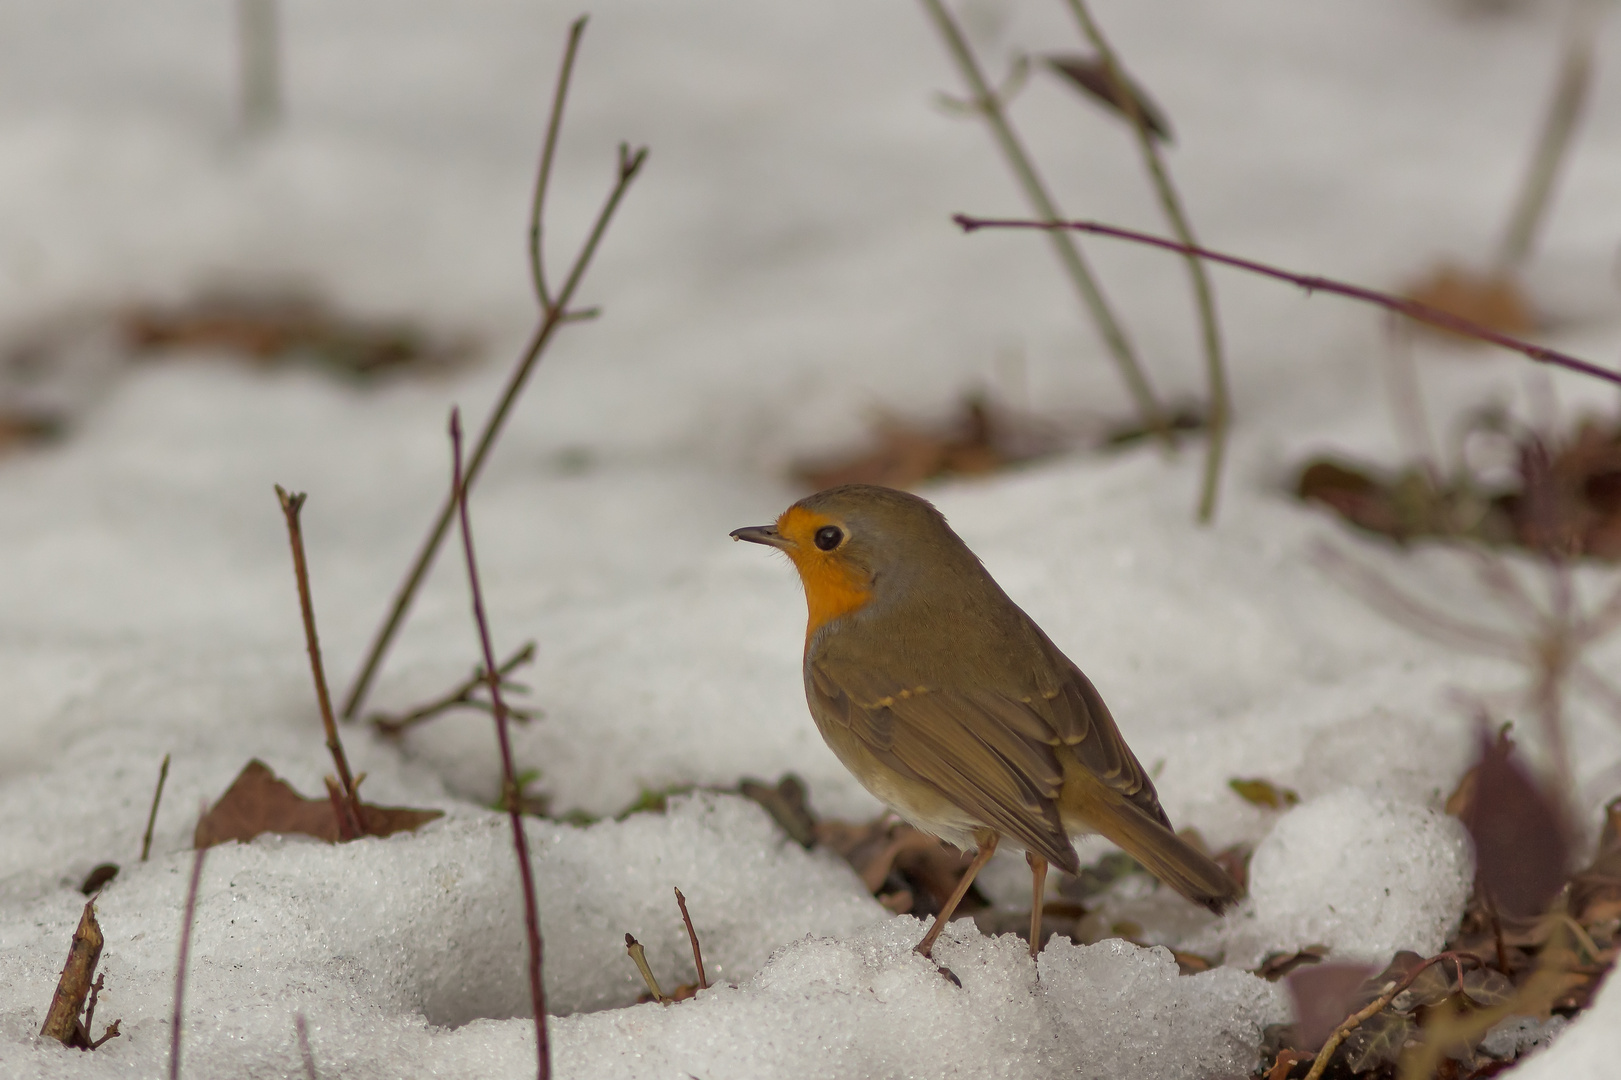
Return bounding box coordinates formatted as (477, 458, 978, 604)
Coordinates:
(2, 0, 1620, 1076)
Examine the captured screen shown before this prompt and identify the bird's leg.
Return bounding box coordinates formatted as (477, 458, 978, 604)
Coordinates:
(1026, 852, 1048, 960)
(914, 832, 998, 959)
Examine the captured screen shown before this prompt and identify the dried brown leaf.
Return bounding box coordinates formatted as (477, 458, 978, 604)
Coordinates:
(194, 759, 442, 849)
(1043, 54, 1173, 141)
(1405, 263, 1536, 340)
(1455, 730, 1570, 919)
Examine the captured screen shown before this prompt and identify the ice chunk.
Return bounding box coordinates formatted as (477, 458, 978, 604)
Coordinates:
(1205, 788, 1473, 967)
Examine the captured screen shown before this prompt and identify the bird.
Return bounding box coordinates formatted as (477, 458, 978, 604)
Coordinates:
(731, 483, 1239, 961)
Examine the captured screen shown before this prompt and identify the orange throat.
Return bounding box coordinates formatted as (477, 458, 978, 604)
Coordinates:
(775, 506, 873, 638)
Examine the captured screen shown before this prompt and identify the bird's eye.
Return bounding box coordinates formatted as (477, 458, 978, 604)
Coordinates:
(814, 525, 844, 551)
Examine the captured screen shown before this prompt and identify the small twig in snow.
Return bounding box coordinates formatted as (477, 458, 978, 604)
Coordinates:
(624, 934, 668, 1003)
(171, 821, 208, 1080)
(451, 410, 549, 1079)
(1060, 0, 1229, 522)
(370, 641, 537, 737)
(276, 485, 365, 840)
(141, 752, 171, 862)
(1302, 952, 1475, 1080)
(341, 16, 649, 722)
(674, 888, 708, 991)
(917, 0, 1171, 448)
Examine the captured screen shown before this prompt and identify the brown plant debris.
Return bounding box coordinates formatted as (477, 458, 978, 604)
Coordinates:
(370, 641, 539, 738)
(1298, 415, 1621, 559)
(1449, 728, 1571, 920)
(1043, 54, 1173, 142)
(1285, 961, 1383, 1051)
(193, 759, 442, 849)
(1230, 777, 1301, 810)
(77, 864, 119, 896)
(123, 290, 474, 378)
(1404, 262, 1536, 341)
(39, 899, 121, 1050)
(792, 395, 1066, 491)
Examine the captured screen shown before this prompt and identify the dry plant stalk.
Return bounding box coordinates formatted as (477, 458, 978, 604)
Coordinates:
(276, 485, 365, 839)
(1495, 1, 1602, 272)
(450, 410, 549, 1079)
(674, 887, 709, 991)
(916, 0, 1171, 449)
(40, 899, 120, 1049)
(955, 215, 1621, 388)
(1060, 0, 1230, 523)
(370, 641, 537, 737)
(171, 834, 208, 1080)
(1314, 541, 1621, 801)
(342, 16, 648, 721)
(624, 933, 668, 1003)
(141, 752, 171, 862)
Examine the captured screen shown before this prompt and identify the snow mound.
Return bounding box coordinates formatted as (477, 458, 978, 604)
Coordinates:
(1207, 787, 1474, 966)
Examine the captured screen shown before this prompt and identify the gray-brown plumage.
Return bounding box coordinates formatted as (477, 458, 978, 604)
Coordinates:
(732, 483, 1238, 958)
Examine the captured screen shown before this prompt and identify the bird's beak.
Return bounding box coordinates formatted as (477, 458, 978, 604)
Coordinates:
(730, 524, 792, 549)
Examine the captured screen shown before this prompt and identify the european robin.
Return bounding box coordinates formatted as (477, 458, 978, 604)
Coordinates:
(732, 483, 1239, 960)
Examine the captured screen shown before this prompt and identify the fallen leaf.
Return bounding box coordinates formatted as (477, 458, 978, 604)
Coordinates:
(1284, 960, 1381, 1050)
(1229, 778, 1300, 810)
(792, 395, 1062, 491)
(1043, 54, 1174, 142)
(1257, 944, 1330, 982)
(1405, 262, 1536, 340)
(122, 291, 474, 379)
(1454, 729, 1570, 920)
(739, 774, 816, 848)
(194, 760, 442, 849)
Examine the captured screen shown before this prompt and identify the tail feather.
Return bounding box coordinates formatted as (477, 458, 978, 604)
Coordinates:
(1083, 800, 1241, 913)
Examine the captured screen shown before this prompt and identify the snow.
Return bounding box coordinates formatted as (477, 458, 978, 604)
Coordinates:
(1204, 788, 1476, 967)
(1, 0, 1620, 1076)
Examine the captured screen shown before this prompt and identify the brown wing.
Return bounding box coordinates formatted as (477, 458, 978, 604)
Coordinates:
(809, 633, 1172, 874)
(809, 658, 1081, 870)
(1021, 643, 1172, 831)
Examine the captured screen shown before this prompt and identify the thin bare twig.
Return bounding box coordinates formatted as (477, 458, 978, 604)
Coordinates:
(918, 0, 1171, 447)
(1302, 952, 1475, 1080)
(529, 17, 588, 308)
(295, 1013, 317, 1080)
(341, 18, 648, 722)
(370, 641, 538, 736)
(276, 486, 365, 840)
(171, 824, 208, 1080)
(674, 887, 708, 991)
(140, 752, 171, 862)
(953, 215, 1621, 388)
(1312, 543, 1523, 660)
(451, 410, 548, 1079)
(1061, 0, 1229, 521)
(1496, 3, 1601, 272)
(624, 933, 668, 1003)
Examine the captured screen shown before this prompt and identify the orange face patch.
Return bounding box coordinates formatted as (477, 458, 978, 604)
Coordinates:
(776, 505, 872, 635)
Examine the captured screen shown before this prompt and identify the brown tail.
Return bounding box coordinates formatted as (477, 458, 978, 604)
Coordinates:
(1086, 800, 1241, 914)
